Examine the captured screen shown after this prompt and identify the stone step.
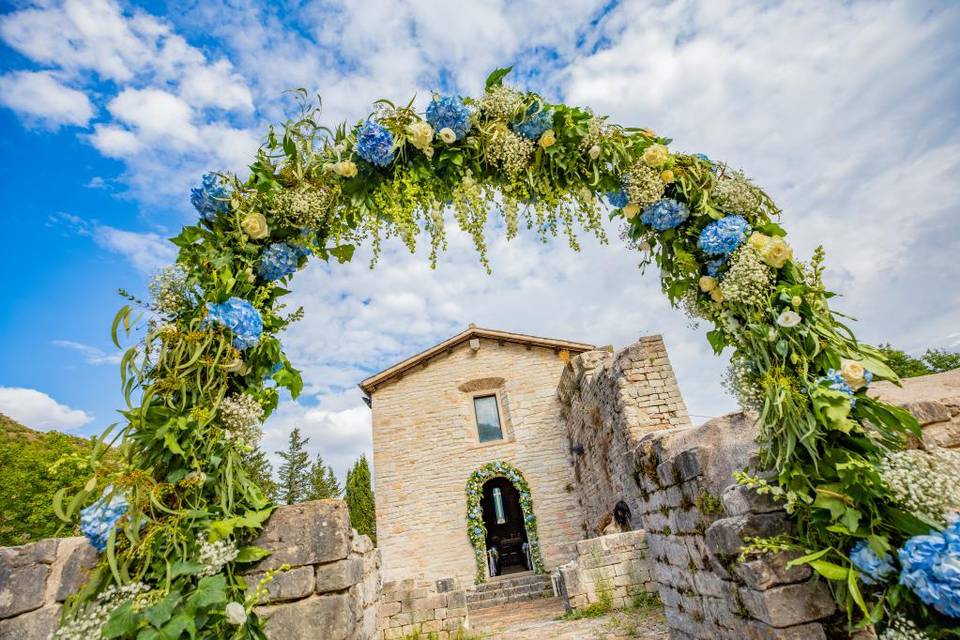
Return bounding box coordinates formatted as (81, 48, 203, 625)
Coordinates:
(466, 574, 554, 612)
(472, 573, 549, 593)
(467, 589, 552, 611)
(466, 582, 549, 604)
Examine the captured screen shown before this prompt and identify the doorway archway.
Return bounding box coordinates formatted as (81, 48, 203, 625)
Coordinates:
(466, 460, 544, 584)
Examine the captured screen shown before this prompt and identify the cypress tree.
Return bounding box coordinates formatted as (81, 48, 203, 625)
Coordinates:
(306, 454, 342, 500)
(345, 454, 376, 544)
(241, 447, 279, 502)
(277, 427, 311, 505)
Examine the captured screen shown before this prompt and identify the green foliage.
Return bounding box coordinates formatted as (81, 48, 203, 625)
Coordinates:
(306, 454, 342, 500)
(345, 454, 376, 543)
(878, 343, 960, 378)
(0, 414, 113, 546)
(277, 427, 311, 505)
(241, 448, 278, 502)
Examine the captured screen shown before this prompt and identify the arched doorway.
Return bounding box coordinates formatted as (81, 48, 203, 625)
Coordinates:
(480, 477, 529, 576)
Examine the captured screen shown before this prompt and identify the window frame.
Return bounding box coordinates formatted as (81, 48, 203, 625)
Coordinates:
(471, 392, 508, 445)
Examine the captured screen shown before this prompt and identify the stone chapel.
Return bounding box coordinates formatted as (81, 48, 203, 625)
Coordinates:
(359, 325, 692, 586)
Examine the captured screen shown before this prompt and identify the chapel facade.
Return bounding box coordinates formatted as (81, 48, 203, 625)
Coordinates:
(359, 325, 690, 585)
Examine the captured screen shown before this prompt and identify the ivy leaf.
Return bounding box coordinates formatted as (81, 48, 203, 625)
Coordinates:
(706, 330, 727, 355)
(329, 244, 356, 264)
(756, 222, 787, 237)
(103, 601, 139, 638)
(235, 545, 272, 563)
(162, 431, 185, 456)
(145, 592, 182, 628)
(187, 575, 227, 611)
(485, 66, 513, 90)
(170, 560, 205, 578)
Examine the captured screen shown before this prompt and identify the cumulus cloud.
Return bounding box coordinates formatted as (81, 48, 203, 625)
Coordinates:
(0, 70, 94, 128)
(51, 340, 123, 366)
(0, 387, 93, 430)
(93, 226, 178, 275)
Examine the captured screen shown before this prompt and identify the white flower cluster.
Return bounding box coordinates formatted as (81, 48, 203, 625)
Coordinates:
(578, 116, 608, 156)
(197, 537, 239, 577)
(218, 394, 264, 447)
(719, 247, 775, 307)
(723, 356, 765, 412)
(485, 126, 534, 176)
(271, 184, 336, 227)
(879, 618, 932, 640)
(712, 171, 765, 222)
(624, 163, 665, 208)
(479, 85, 524, 121)
(878, 447, 960, 524)
(148, 265, 189, 315)
(51, 582, 150, 640)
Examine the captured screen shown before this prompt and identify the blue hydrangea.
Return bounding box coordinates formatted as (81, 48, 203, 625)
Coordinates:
(706, 258, 727, 277)
(80, 491, 127, 552)
(899, 517, 960, 618)
(204, 297, 263, 350)
(257, 243, 304, 282)
(641, 199, 690, 231)
(190, 173, 230, 222)
(425, 95, 471, 140)
(607, 190, 629, 209)
(850, 540, 896, 585)
(355, 120, 395, 167)
(513, 108, 553, 140)
(698, 215, 751, 256)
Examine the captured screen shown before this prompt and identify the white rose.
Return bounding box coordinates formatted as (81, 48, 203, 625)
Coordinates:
(840, 358, 868, 389)
(334, 160, 358, 178)
(240, 213, 269, 240)
(638, 241, 651, 254)
(423, 145, 434, 159)
(225, 602, 246, 625)
(438, 127, 457, 144)
(538, 129, 556, 148)
(405, 121, 434, 150)
(588, 144, 601, 160)
(709, 288, 724, 303)
(641, 143, 669, 168)
(776, 310, 802, 328)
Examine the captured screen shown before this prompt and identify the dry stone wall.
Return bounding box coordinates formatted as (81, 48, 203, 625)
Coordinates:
(558, 335, 692, 536)
(634, 413, 839, 639)
(556, 529, 655, 611)
(0, 500, 380, 640)
(872, 368, 960, 450)
(378, 578, 468, 639)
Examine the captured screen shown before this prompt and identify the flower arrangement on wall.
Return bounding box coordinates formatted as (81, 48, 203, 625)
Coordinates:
(465, 460, 545, 584)
(52, 67, 957, 637)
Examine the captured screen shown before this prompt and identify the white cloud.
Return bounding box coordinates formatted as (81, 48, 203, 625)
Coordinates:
(0, 70, 94, 128)
(0, 387, 93, 431)
(180, 60, 254, 113)
(93, 226, 177, 275)
(51, 340, 123, 365)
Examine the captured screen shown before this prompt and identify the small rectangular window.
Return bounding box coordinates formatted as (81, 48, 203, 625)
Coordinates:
(474, 395, 504, 442)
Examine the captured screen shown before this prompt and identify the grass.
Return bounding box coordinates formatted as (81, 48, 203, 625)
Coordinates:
(400, 627, 483, 640)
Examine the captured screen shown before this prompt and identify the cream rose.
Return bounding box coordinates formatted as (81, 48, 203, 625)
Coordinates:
(539, 129, 556, 148)
(709, 288, 724, 303)
(699, 276, 717, 292)
(641, 143, 669, 168)
(588, 144, 601, 160)
(748, 232, 770, 253)
(660, 169, 675, 184)
(225, 602, 246, 626)
(241, 213, 269, 240)
(791, 295, 802, 307)
(760, 236, 793, 269)
(334, 160, 357, 178)
(422, 145, 434, 159)
(623, 203, 640, 220)
(840, 358, 869, 390)
(438, 127, 457, 144)
(405, 121, 434, 150)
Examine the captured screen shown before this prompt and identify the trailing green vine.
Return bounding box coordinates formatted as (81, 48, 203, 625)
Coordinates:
(53, 67, 958, 638)
(465, 460, 544, 584)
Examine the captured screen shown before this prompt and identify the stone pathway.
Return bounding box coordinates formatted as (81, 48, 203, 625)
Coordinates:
(469, 597, 671, 639)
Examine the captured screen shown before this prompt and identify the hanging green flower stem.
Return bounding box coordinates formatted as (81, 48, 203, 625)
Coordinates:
(55, 68, 957, 638)
(465, 461, 544, 584)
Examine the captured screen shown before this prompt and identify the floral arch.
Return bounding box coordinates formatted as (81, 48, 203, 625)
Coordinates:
(465, 460, 544, 584)
(53, 68, 958, 637)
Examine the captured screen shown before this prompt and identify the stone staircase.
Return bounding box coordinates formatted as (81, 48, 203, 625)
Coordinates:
(465, 572, 554, 611)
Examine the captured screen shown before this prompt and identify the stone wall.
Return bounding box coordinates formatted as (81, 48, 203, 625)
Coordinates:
(369, 338, 585, 583)
(0, 500, 380, 640)
(378, 578, 468, 639)
(634, 413, 839, 639)
(557, 530, 655, 611)
(558, 336, 692, 536)
(872, 367, 960, 450)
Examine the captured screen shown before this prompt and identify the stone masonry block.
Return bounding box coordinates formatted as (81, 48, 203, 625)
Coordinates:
(256, 593, 355, 640)
(315, 558, 363, 594)
(738, 581, 836, 627)
(0, 603, 61, 640)
(246, 566, 315, 604)
(734, 551, 812, 591)
(705, 512, 788, 558)
(721, 484, 781, 517)
(247, 501, 351, 571)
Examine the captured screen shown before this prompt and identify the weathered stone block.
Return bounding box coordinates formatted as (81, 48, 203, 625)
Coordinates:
(246, 565, 314, 604)
(902, 400, 951, 425)
(0, 603, 61, 640)
(248, 501, 351, 571)
(315, 558, 363, 594)
(258, 593, 355, 640)
(705, 512, 788, 558)
(51, 538, 97, 602)
(738, 581, 836, 627)
(734, 551, 812, 591)
(0, 550, 50, 618)
(721, 484, 781, 517)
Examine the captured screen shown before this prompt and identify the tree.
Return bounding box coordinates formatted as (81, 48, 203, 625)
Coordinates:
(345, 454, 376, 544)
(306, 454, 342, 500)
(276, 427, 311, 505)
(242, 448, 278, 502)
(877, 344, 960, 379)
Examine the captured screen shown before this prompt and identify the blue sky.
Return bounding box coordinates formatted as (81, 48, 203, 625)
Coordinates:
(1, 0, 959, 479)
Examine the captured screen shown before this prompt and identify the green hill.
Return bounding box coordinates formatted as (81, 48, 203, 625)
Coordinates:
(0, 413, 103, 546)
